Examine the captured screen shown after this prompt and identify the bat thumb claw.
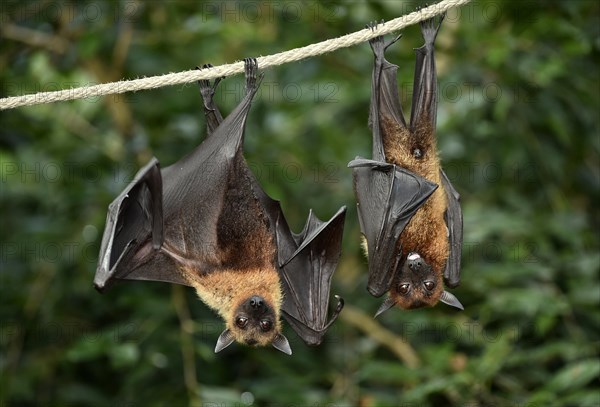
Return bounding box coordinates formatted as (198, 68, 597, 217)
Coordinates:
(333, 295, 345, 314)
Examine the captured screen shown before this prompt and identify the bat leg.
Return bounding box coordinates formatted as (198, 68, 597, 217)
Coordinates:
(196, 64, 224, 137)
(367, 24, 407, 161)
(196, 64, 224, 106)
(419, 10, 446, 43)
(409, 10, 444, 133)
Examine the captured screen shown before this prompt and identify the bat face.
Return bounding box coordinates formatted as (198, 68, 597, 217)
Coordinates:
(215, 292, 292, 355)
(390, 253, 443, 310)
(229, 296, 279, 346)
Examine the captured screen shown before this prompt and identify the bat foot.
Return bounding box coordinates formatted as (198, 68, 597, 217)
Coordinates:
(366, 20, 386, 54)
(419, 12, 445, 46)
(367, 21, 400, 58)
(196, 64, 224, 110)
(243, 58, 263, 94)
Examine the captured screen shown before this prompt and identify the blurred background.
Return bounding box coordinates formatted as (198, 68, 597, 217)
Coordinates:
(1, 1, 598, 406)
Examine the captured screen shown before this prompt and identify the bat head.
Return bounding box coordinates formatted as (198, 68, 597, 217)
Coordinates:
(390, 252, 445, 310)
(215, 295, 291, 355)
(375, 253, 464, 314)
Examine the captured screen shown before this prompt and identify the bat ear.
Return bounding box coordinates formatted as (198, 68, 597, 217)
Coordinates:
(214, 329, 235, 353)
(440, 291, 464, 311)
(374, 296, 397, 318)
(272, 333, 292, 355)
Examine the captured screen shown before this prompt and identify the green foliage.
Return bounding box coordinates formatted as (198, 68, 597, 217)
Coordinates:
(1, 1, 598, 406)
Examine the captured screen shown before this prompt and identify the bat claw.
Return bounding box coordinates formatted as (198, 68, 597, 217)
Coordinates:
(365, 19, 384, 31)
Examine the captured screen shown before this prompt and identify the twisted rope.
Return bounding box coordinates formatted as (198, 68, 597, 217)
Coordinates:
(0, 0, 470, 111)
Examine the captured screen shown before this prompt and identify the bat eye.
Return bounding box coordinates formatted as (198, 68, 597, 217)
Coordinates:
(235, 317, 248, 328)
(259, 320, 272, 332)
(398, 284, 410, 294)
(424, 281, 435, 291)
(413, 148, 423, 158)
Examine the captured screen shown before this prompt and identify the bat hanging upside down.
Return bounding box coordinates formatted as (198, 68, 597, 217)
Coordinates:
(94, 59, 347, 355)
(349, 15, 464, 315)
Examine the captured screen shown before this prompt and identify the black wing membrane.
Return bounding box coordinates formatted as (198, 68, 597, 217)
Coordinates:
(441, 169, 462, 288)
(94, 158, 179, 290)
(95, 61, 262, 290)
(349, 159, 437, 297)
(367, 31, 406, 162)
(276, 207, 346, 346)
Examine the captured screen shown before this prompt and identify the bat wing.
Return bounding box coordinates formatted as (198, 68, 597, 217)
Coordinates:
(440, 169, 462, 288)
(95, 60, 263, 290)
(94, 158, 192, 290)
(349, 158, 438, 297)
(275, 207, 347, 346)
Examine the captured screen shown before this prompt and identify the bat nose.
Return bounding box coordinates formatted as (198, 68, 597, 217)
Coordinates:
(407, 253, 423, 270)
(249, 296, 264, 309)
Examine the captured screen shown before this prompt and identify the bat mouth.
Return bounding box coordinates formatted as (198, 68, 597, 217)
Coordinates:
(406, 299, 428, 309)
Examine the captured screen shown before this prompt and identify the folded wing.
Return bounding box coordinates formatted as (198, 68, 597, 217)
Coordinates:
(276, 207, 347, 346)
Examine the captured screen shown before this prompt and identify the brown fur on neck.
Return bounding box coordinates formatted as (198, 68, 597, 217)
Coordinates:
(381, 114, 448, 308)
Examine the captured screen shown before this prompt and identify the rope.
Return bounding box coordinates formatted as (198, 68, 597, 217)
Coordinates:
(0, 0, 470, 111)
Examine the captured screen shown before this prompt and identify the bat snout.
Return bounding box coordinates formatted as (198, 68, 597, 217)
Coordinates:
(407, 252, 424, 271)
(248, 296, 265, 310)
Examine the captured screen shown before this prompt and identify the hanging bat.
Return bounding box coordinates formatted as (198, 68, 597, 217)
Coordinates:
(94, 59, 346, 354)
(349, 15, 464, 315)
